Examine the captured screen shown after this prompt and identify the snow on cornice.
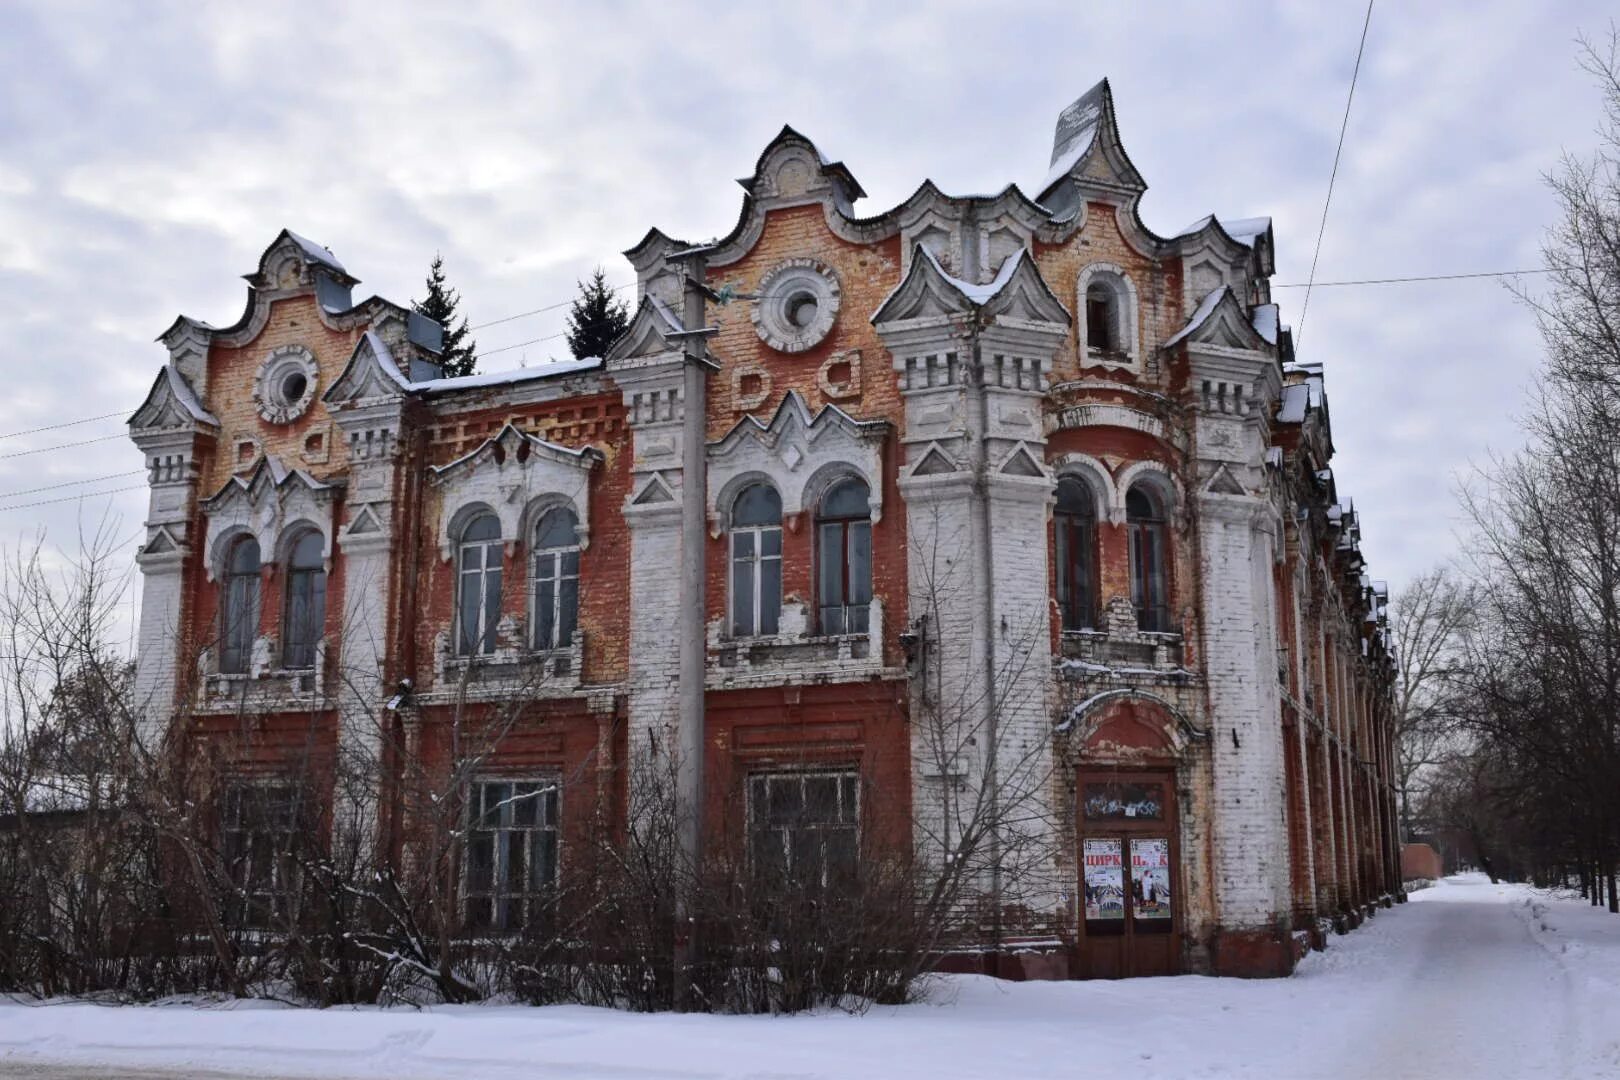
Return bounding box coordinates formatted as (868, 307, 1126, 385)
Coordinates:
(1177, 215, 1272, 249)
(283, 230, 346, 272)
(411, 356, 604, 396)
(1162, 286, 1230, 349)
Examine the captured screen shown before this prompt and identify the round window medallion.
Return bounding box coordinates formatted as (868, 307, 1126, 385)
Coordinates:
(751, 259, 840, 353)
(254, 345, 319, 425)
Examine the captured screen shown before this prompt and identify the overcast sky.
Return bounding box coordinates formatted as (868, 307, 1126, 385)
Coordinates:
(1, 0, 1613, 644)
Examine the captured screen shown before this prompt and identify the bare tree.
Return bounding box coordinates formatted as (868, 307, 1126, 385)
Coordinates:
(1389, 567, 1475, 839)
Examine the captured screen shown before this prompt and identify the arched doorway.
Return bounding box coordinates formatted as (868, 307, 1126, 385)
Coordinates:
(1072, 695, 1187, 978)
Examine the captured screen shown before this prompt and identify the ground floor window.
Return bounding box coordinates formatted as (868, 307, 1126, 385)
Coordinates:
(221, 781, 301, 927)
(464, 778, 559, 931)
(746, 770, 859, 888)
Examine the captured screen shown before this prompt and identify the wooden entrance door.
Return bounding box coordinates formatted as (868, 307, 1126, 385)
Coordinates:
(1077, 770, 1180, 978)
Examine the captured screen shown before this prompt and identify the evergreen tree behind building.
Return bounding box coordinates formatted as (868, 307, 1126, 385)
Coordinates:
(566, 268, 630, 360)
(414, 253, 478, 378)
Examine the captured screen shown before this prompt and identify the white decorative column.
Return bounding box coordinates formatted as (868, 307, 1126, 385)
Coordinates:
(128, 366, 218, 750)
(605, 298, 699, 788)
(1183, 299, 1292, 971)
(873, 249, 1069, 930)
(325, 352, 409, 862)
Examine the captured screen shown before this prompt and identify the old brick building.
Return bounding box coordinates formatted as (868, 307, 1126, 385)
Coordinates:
(128, 80, 1400, 978)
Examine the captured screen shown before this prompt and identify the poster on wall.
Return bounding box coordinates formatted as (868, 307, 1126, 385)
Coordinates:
(1131, 837, 1172, 920)
(1082, 838, 1124, 920)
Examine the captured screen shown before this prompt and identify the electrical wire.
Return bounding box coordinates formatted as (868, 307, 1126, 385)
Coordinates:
(1275, 267, 1550, 288)
(0, 470, 146, 501)
(0, 485, 148, 512)
(1297, 0, 1375, 350)
(0, 433, 130, 460)
(468, 282, 635, 331)
(0, 411, 125, 442)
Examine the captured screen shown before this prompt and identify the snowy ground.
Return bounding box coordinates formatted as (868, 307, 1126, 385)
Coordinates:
(1, 874, 1615, 1080)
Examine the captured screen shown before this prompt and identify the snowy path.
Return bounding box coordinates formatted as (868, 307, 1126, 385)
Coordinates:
(1, 874, 1615, 1080)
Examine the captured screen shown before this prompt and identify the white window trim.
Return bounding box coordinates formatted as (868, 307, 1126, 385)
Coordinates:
(1078, 263, 1141, 369)
(746, 769, 861, 889)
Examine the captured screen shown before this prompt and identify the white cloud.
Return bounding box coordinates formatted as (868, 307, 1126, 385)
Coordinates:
(0, 0, 1612, 625)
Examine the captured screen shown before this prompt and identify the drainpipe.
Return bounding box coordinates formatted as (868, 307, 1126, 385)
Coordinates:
(969, 319, 1004, 963)
(674, 255, 710, 1009)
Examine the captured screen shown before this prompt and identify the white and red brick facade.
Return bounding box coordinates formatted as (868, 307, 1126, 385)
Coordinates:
(128, 80, 1399, 978)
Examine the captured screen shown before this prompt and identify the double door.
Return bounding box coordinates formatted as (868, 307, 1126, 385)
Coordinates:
(1077, 771, 1179, 978)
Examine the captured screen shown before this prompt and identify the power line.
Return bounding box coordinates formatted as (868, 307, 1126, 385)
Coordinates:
(1297, 0, 1374, 350)
(0, 433, 131, 460)
(0, 411, 125, 443)
(0, 470, 147, 501)
(468, 281, 635, 331)
(0, 484, 147, 513)
(1274, 267, 1552, 288)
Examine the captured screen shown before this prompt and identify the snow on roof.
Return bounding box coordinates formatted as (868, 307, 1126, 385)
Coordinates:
(284, 230, 346, 272)
(922, 244, 1027, 306)
(362, 331, 413, 391)
(1176, 215, 1271, 248)
(1162, 286, 1229, 349)
(1277, 383, 1310, 424)
(165, 365, 219, 425)
(1251, 303, 1279, 345)
(412, 356, 604, 395)
(1037, 82, 1106, 195)
(1222, 217, 1271, 243)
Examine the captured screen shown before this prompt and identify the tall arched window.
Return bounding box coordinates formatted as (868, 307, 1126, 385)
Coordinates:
(815, 478, 872, 635)
(456, 513, 503, 657)
(730, 483, 782, 638)
(532, 507, 580, 651)
(282, 530, 326, 669)
(221, 536, 261, 675)
(1055, 476, 1098, 631)
(1127, 485, 1171, 633)
(1085, 280, 1119, 354)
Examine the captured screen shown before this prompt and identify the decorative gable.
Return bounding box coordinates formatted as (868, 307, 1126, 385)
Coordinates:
(323, 331, 414, 408)
(128, 365, 219, 435)
(199, 456, 342, 580)
(707, 391, 890, 529)
(429, 423, 603, 559)
(1035, 79, 1147, 216)
(605, 295, 686, 366)
(1163, 287, 1271, 356)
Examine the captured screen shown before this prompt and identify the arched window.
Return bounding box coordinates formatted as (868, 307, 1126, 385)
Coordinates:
(1127, 485, 1171, 633)
(282, 530, 326, 669)
(1086, 280, 1119, 354)
(456, 513, 503, 657)
(730, 483, 782, 638)
(532, 507, 580, 651)
(221, 536, 261, 675)
(815, 478, 872, 635)
(1054, 476, 1098, 631)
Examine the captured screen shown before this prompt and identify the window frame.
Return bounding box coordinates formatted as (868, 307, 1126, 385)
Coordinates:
(1054, 476, 1098, 632)
(728, 483, 783, 639)
(463, 776, 561, 933)
(814, 477, 872, 636)
(455, 513, 504, 658)
(220, 535, 262, 675)
(281, 529, 326, 670)
(1078, 265, 1139, 367)
(530, 507, 581, 653)
(1127, 485, 1172, 633)
(745, 769, 861, 890)
(221, 779, 302, 928)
